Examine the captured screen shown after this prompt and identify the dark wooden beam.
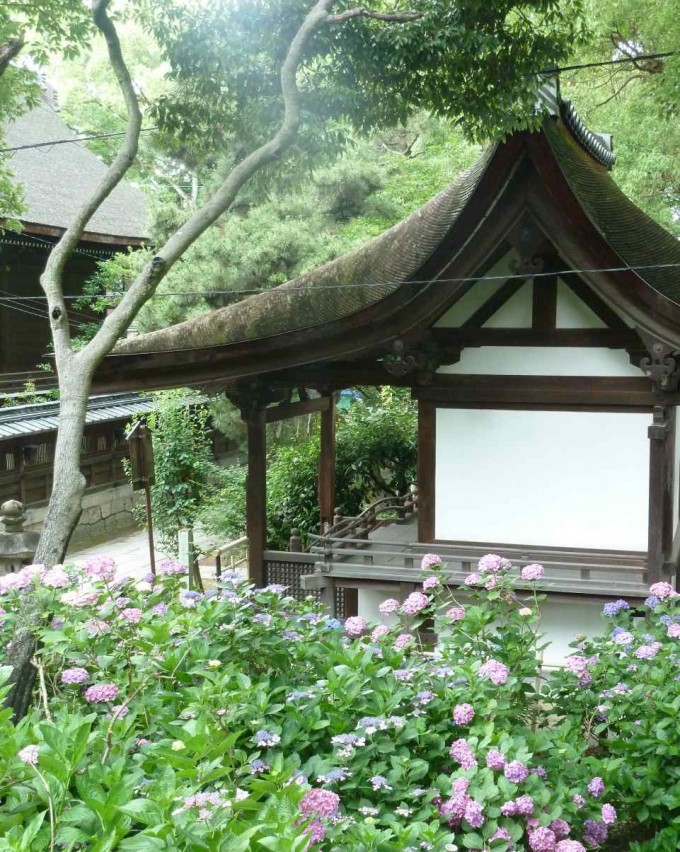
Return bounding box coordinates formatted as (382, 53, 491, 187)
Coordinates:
(265, 395, 330, 423)
(417, 400, 436, 543)
(462, 277, 526, 329)
(414, 375, 665, 408)
(430, 328, 640, 349)
(319, 394, 336, 527)
(532, 273, 557, 330)
(646, 405, 676, 578)
(246, 407, 267, 588)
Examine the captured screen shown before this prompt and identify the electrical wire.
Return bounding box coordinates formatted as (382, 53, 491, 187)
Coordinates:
(0, 127, 157, 155)
(0, 261, 679, 303)
(541, 52, 676, 75)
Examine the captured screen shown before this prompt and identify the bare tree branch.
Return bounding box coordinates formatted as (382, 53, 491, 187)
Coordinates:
(328, 7, 422, 24)
(40, 0, 142, 360)
(0, 34, 23, 77)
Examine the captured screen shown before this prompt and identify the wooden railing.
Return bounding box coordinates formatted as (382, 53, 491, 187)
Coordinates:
(303, 536, 653, 601)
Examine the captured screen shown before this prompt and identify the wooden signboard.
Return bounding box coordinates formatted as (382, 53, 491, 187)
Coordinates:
(127, 422, 155, 491)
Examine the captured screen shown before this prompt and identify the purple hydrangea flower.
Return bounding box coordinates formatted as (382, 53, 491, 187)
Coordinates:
(464, 799, 484, 828)
(602, 804, 617, 825)
(253, 730, 280, 747)
(521, 563, 545, 581)
(555, 843, 586, 852)
(549, 819, 570, 839)
(588, 777, 605, 798)
(485, 749, 506, 770)
(515, 795, 535, 815)
(158, 559, 187, 576)
(250, 759, 270, 774)
(394, 633, 414, 650)
(572, 794, 585, 808)
(120, 607, 143, 624)
(61, 667, 89, 685)
(446, 606, 465, 621)
(452, 703, 475, 725)
(299, 789, 340, 817)
(478, 553, 507, 574)
(635, 643, 661, 660)
(504, 760, 529, 783)
(423, 576, 440, 591)
(370, 774, 392, 791)
(152, 603, 169, 616)
(479, 659, 509, 685)
(603, 599, 629, 616)
(583, 819, 608, 847)
(84, 683, 119, 703)
(449, 738, 477, 769)
(529, 827, 557, 851)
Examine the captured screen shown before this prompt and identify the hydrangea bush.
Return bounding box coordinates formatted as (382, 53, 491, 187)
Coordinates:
(0, 554, 677, 850)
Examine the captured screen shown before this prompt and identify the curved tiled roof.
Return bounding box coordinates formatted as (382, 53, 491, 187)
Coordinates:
(115, 149, 493, 354)
(5, 97, 147, 241)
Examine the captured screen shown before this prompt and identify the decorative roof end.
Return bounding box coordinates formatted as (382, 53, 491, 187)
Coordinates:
(559, 99, 617, 168)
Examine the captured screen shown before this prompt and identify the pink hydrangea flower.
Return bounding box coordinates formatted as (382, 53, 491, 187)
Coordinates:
(344, 616, 367, 637)
(401, 591, 429, 615)
(490, 828, 512, 844)
(667, 623, 680, 639)
(464, 573, 482, 586)
(61, 667, 89, 685)
(478, 553, 510, 574)
(83, 556, 116, 582)
(109, 705, 129, 721)
(85, 618, 110, 636)
(479, 659, 509, 685)
(371, 624, 390, 642)
(18, 745, 39, 765)
(299, 789, 340, 818)
(61, 589, 99, 608)
(521, 563, 545, 581)
(423, 576, 440, 591)
(302, 818, 325, 845)
(394, 633, 413, 650)
(378, 598, 399, 615)
(446, 606, 465, 621)
(84, 683, 119, 703)
(120, 607, 143, 624)
(452, 703, 475, 725)
(420, 553, 442, 571)
(613, 631, 634, 645)
(648, 581, 677, 599)
(152, 603, 169, 616)
(556, 843, 586, 852)
(635, 643, 661, 659)
(42, 567, 71, 589)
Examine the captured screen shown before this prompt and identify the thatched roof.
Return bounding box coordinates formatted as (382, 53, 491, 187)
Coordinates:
(5, 96, 147, 242)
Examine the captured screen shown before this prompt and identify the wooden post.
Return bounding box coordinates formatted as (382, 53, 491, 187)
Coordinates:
(417, 399, 436, 542)
(246, 406, 267, 588)
(319, 394, 336, 528)
(648, 405, 672, 583)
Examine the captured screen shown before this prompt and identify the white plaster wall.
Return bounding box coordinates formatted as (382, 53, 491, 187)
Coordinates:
(439, 346, 643, 377)
(556, 281, 605, 328)
(435, 408, 650, 550)
(434, 252, 516, 327)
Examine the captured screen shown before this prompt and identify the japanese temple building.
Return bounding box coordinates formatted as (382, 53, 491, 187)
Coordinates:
(94, 85, 680, 660)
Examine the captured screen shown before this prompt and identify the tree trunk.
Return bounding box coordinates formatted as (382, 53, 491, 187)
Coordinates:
(34, 376, 90, 566)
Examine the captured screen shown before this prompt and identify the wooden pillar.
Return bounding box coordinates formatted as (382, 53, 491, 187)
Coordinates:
(246, 407, 267, 588)
(417, 399, 436, 543)
(319, 394, 336, 528)
(648, 405, 674, 583)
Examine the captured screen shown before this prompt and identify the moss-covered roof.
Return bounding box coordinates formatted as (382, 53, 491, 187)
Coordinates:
(115, 111, 680, 357)
(543, 119, 680, 304)
(115, 150, 493, 354)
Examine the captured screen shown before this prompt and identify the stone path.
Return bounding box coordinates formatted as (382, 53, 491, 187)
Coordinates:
(66, 526, 222, 578)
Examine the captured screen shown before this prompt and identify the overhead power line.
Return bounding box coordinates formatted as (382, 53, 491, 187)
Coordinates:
(541, 51, 676, 75)
(1, 261, 680, 304)
(0, 127, 157, 155)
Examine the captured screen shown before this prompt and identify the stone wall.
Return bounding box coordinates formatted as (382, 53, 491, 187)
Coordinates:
(24, 483, 141, 549)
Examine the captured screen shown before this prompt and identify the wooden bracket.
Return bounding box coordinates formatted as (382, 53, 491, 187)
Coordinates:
(639, 333, 680, 392)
